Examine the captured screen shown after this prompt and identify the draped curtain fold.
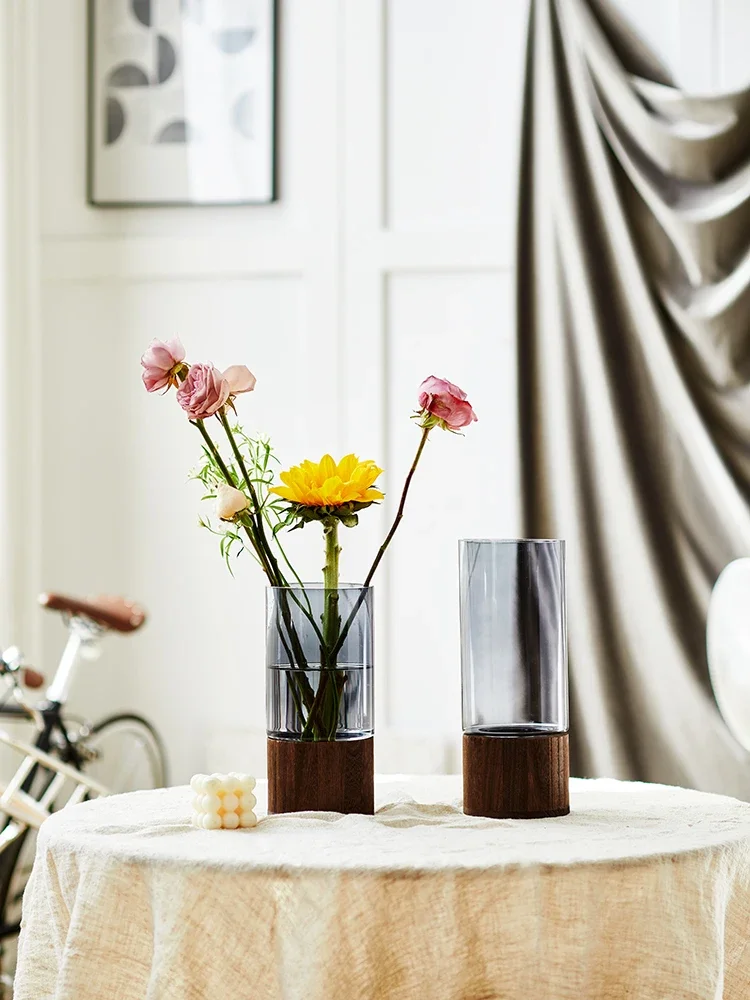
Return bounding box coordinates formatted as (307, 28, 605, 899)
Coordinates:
(517, 0, 750, 795)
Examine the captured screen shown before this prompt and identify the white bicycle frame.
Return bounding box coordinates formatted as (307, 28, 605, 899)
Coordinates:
(44, 616, 104, 707)
(0, 616, 110, 847)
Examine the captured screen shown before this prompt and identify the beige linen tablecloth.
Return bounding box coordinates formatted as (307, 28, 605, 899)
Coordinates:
(14, 776, 750, 1000)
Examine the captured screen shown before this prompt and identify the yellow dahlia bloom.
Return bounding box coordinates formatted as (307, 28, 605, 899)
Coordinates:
(271, 454, 384, 507)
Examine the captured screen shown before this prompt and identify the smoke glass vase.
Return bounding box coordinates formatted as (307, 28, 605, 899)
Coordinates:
(459, 539, 570, 818)
(265, 585, 374, 815)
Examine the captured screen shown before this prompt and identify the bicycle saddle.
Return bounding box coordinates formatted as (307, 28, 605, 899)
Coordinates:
(38, 593, 147, 633)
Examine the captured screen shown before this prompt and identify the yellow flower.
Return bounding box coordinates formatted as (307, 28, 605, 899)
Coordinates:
(270, 454, 384, 508)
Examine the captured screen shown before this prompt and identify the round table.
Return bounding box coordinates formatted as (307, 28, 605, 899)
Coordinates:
(14, 776, 750, 1000)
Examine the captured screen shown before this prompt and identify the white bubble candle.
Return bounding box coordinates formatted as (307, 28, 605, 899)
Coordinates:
(190, 773, 257, 829)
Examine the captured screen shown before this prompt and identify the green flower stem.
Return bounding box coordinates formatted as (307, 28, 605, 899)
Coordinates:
(192, 419, 275, 582)
(218, 410, 284, 588)
(301, 519, 343, 740)
(192, 417, 320, 730)
(322, 519, 341, 671)
(269, 524, 309, 594)
(192, 418, 233, 486)
(323, 519, 340, 594)
(322, 519, 343, 737)
(362, 425, 430, 590)
(331, 425, 431, 662)
(273, 585, 321, 733)
(266, 525, 323, 643)
(326, 672, 347, 740)
(301, 428, 431, 739)
(216, 415, 326, 721)
(276, 628, 308, 727)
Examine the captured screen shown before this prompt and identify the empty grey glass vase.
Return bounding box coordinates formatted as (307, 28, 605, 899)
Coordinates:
(459, 539, 568, 735)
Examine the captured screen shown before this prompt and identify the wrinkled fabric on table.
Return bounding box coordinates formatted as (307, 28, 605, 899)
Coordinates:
(15, 776, 750, 1000)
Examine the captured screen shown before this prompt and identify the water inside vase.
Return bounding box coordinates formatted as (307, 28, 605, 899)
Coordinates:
(464, 722, 564, 737)
(266, 663, 373, 740)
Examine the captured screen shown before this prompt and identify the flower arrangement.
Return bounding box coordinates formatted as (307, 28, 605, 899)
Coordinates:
(142, 339, 476, 743)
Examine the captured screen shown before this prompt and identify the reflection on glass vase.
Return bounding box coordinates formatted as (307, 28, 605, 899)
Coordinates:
(266, 585, 374, 814)
(460, 539, 570, 819)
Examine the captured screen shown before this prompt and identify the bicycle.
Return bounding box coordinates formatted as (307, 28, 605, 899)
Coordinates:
(0, 592, 168, 993)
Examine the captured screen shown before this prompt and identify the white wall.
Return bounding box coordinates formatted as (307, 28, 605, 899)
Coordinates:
(33, 0, 347, 781)
(13, 0, 750, 782)
(610, 0, 750, 93)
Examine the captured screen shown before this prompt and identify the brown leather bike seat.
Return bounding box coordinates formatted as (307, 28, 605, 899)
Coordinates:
(39, 593, 147, 633)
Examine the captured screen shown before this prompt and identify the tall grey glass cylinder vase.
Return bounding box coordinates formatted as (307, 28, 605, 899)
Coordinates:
(460, 539, 570, 818)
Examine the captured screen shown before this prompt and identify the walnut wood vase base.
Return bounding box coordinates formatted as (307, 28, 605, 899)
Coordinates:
(463, 732, 570, 819)
(267, 736, 374, 815)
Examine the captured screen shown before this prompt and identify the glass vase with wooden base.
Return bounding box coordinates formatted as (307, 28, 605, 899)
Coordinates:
(460, 539, 570, 819)
(266, 585, 374, 814)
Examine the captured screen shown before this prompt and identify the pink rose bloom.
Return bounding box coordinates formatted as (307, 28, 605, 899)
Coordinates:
(141, 337, 186, 392)
(223, 365, 257, 395)
(418, 376, 477, 430)
(177, 363, 230, 420)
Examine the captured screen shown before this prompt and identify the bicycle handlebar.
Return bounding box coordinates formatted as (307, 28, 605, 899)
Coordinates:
(0, 648, 45, 690)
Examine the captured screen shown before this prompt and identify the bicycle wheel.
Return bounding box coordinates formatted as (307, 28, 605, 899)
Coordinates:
(81, 713, 168, 793)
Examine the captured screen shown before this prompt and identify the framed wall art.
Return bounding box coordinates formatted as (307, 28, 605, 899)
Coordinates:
(87, 0, 277, 206)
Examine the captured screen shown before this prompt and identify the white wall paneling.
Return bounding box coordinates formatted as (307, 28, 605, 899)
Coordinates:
(386, 273, 518, 733)
(609, 0, 742, 94)
(385, 0, 526, 237)
(20, 0, 750, 780)
(342, 0, 525, 742)
(676, 0, 717, 92)
(611, 0, 681, 76)
(717, 0, 750, 92)
(3, 1, 43, 664)
(34, 0, 343, 777)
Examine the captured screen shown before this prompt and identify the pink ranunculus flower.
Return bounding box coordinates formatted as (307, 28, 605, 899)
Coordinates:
(418, 376, 477, 430)
(223, 365, 257, 395)
(141, 337, 186, 392)
(176, 363, 230, 420)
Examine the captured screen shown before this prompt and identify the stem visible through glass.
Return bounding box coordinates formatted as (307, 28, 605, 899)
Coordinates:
(323, 518, 341, 653)
(300, 519, 343, 740)
(331, 426, 431, 661)
(193, 415, 325, 732)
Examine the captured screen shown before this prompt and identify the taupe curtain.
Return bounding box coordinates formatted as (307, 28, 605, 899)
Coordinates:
(517, 0, 750, 796)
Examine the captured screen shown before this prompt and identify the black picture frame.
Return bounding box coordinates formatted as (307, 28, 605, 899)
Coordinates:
(87, 0, 278, 208)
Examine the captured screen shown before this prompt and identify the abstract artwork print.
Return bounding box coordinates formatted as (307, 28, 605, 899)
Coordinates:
(88, 0, 276, 205)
